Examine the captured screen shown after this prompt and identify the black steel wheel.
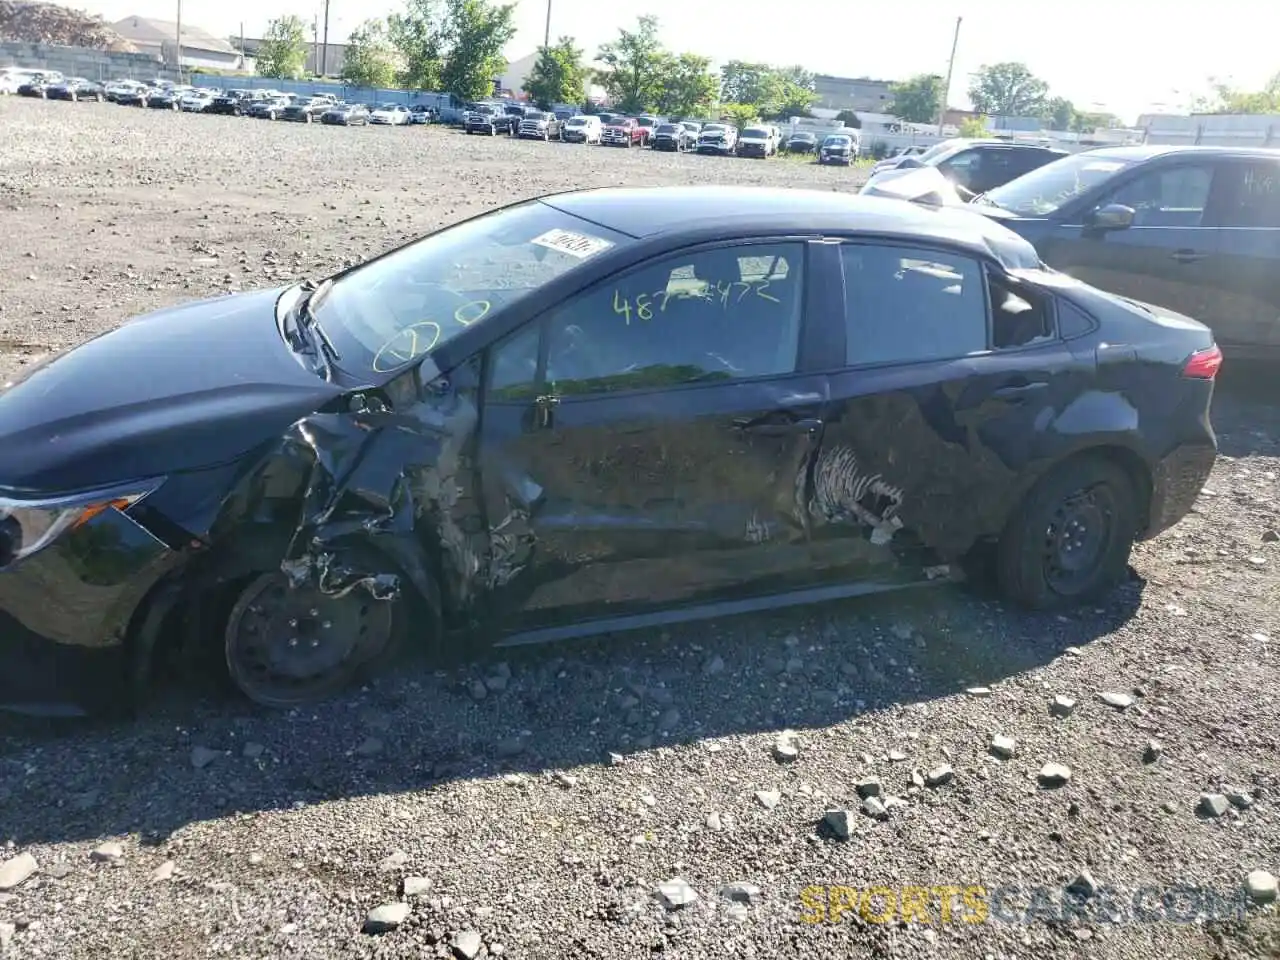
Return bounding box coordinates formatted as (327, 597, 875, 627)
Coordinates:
(997, 456, 1138, 609)
(224, 571, 397, 708)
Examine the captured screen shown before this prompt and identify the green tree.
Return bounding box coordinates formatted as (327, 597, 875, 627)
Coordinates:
(256, 14, 308, 79)
(719, 60, 782, 111)
(968, 62, 1048, 116)
(439, 0, 516, 100)
(775, 64, 814, 91)
(523, 36, 585, 107)
(773, 80, 817, 119)
(387, 0, 446, 90)
(1041, 96, 1074, 131)
(341, 19, 399, 88)
(1194, 71, 1280, 114)
(958, 115, 988, 138)
(595, 14, 666, 114)
(834, 109, 861, 128)
(719, 102, 758, 129)
(655, 52, 717, 116)
(888, 73, 942, 123)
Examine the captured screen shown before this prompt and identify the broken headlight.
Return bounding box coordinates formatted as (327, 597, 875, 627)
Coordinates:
(0, 479, 164, 568)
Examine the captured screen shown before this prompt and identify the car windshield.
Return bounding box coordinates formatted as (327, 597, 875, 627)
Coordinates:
(742, 128, 768, 138)
(656, 124, 678, 133)
(703, 124, 726, 133)
(379, 103, 399, 110)
(916, 139, 976, 163)
(982, 152, 1138, 215)
(825, 136, 851, 146)
(313, 201, 630, 374)
(792, 132, 815, 141)
(566, 117, 587, 126)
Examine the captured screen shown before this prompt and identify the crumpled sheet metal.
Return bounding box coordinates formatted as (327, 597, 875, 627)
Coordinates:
(275, 387, 479, 607)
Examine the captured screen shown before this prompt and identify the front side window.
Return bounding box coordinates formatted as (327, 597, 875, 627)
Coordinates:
(841, 244, 987, 365)
(489, 242, 805, 398)
(1102, 164, 1213, 227)
(313, 201, 629, 374)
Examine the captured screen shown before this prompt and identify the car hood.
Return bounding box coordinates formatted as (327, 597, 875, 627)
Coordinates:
(860, 166, 964, 206)
(0, 288, 344, 493)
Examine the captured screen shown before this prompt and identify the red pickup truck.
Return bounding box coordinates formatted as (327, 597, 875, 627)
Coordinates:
(601, 117, 645, 147)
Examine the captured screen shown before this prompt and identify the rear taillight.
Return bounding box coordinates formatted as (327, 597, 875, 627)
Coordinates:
(1182, 345, 1223, 379)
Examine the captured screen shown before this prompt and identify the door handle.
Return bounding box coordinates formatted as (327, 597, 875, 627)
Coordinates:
(532, 395, 559, 430)
(733, 417, 823, 435)
(1170, 249, 1208, 264)
(991, 382, 1049, 400)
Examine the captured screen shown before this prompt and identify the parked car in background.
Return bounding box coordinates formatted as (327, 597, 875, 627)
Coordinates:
(179, 88, 216, 112)
(369, 103, 409, 126)
(866, 139, 1067, 201)
(45, 78, 105, 102)
(101, 78, 143, 102)
(207, 89, 254, 115)
(116, 84, 155, 107)
(561, 114, 603, 144)
(1, 67, 41, 95)
(736, 125, 777, 158)
(147, 86, 189, 110)
(633, 115, 664, 145)
(603, 117, 645, 147)
(651, 122, 698, 152)
(697, 123, 737, 155)
(248, 96, 293, 120)
(408, 104, 437, 124)
(282, 96, 332, 123)
(784, 130, 818, 154)
(518, 111, 562, 140)
(0, 186, 1221, 714)
(16, 72, 62, 98)
(970, 144, 1280, 359)
(322, 102, 370, 126)
(464, 102, 516, 135)
(819, 133, 856, 165)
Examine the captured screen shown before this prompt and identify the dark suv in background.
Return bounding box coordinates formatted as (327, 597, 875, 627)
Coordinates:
(972, 145, 1280, 358)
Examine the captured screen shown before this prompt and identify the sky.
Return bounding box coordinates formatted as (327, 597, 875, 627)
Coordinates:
(82, 0, 1279, 122)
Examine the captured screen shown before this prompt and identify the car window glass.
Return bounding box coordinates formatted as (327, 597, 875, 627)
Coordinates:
(1103, 165, 1212, 227)
(1209, 162, 1280, 228)
(841, 245, 987, 365)
(990, 274, 1054, 348)
(491, 243, 804, 398)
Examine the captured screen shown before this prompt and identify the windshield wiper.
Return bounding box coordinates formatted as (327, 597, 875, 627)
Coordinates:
(286, 278, 341, 378)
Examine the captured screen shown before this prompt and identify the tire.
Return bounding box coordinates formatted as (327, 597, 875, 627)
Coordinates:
(996, 455, 1138, 610)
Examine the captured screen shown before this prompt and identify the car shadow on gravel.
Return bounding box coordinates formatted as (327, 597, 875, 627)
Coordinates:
(0, 577, 1143, 847)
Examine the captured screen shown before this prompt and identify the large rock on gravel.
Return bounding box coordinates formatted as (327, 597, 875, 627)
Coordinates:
(1038, 763, 1072, 787)
(823, 809, 853, 840)
(90, 841, 124, 863)
(1098, 691, 1134, 710)
(0, 920, 13, 951)
(190, 746, 220, 769)
(1245, 870, 1278, 904)
(363, 901, 411, 933)
(1050, 695, 1077, 717)
(0, 852, 37, 891)
(1198, 793, 1230, 818)
(773, 730, 800, 763)
(755, 790, 780, 809)
(925, 764, 954, 787)
(655, 878, 698, 909)
(720, 882, 762, 903)
(989, 735, 1016, 759)
(452, 930, 483, 959)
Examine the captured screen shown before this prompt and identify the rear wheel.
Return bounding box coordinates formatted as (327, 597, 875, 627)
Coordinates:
(224, 570, 401, 708)
(996, 456, 1138, 609)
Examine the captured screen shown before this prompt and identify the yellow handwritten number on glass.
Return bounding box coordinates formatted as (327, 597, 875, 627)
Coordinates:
(612, 289, 632, 325)
(372, 320, 442, 373)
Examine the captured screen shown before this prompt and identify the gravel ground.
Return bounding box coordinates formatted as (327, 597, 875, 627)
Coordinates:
(1, 97, 1279, 960)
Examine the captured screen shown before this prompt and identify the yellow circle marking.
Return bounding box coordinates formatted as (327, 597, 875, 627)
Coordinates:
(453, 300, 491, 326)
(372, 320, 442, 372)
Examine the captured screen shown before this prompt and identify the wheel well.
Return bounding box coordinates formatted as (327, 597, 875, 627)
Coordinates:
(1057, 445, 1153, 527)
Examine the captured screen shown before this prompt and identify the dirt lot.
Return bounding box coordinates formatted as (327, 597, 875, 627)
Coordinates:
(1, 97, 1279, 960)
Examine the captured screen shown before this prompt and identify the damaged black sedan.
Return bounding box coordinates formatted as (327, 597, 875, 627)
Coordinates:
(0, 187, 1221, 715)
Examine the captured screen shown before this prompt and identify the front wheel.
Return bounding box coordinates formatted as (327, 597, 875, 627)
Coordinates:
(224, 570, 401, 708)
(996, 456, 1138, 609)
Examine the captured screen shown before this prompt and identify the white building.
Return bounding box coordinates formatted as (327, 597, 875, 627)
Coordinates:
(112, 15, 245, 72)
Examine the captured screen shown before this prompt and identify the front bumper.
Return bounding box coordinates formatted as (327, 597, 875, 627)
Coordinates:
(820, 152, 852, 164)
(697, 142, 729, 154)
(0, 506, 176, 714)
(738, 144, 768, 156)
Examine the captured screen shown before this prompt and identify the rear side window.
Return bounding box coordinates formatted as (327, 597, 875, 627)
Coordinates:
(841, 244, 987, 365)
(1209, 162, 1280, 228)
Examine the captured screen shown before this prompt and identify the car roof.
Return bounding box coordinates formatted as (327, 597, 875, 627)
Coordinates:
(1076, 144, 1280, 162)
(541, 186, 1041, 268)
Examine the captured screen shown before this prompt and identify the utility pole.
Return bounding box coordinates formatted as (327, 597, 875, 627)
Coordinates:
(543, 0, 551, 48)
(320, 0, 330, 77)
(312, 16, 319, 76)
(239, 22, 245, 71)
(174, 0, 182, 83)
(935, 16, 961, 135)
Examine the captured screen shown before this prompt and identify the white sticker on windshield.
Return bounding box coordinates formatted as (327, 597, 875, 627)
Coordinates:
(1081, 161, 1126, 172)
(531, 228, 614, 259)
